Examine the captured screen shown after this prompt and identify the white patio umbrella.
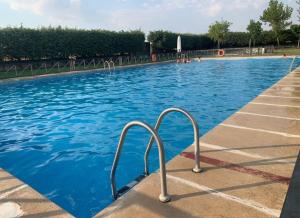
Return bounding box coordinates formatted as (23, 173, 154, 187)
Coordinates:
(177, 35, 181, 53)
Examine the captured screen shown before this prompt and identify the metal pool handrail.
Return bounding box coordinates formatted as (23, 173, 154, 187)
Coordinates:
(104, 61, 111, 71)
(289, 56, 297, 73)
(109, 60, 115, 71)
(144, 107, 202, 175)
(110, 121, 171, 203)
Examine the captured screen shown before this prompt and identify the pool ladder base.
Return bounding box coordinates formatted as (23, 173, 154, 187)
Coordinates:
(193, 167, 203, 173)
(159, 194, 171, 203)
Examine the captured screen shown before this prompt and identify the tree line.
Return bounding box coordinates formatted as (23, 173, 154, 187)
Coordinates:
(208, 0, 299, 49)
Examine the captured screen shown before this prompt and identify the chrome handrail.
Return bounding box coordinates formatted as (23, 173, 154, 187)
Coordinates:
(110, 121, 171, 203)
(109, 60, 115, 71)
(144, 107, 202, 175)
(104, 60, 115, 72)
(104, 61, 111, 71)
(289, 56, 297, 73)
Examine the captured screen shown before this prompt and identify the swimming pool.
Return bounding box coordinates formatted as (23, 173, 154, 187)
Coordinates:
(0, 58, 297, 217)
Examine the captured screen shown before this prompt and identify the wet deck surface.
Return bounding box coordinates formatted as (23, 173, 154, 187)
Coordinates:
(0, 168, 73, 217)
(96, 68, 300, 218)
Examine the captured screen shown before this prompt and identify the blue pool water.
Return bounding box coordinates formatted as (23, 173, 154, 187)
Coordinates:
(0, 58, 298, 217)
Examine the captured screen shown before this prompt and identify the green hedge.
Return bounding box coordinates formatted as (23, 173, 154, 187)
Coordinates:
(0, 27, 145, 60)
(223, 32, 250, 48)
(147, 31, 214, 52)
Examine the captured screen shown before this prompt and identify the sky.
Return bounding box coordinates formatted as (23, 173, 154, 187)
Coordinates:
(0, 0, 298, 34)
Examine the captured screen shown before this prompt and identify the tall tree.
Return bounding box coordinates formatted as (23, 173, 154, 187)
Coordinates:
(291, 24, 300, 48)
(247, 20, 262, 48)
(260, 0, 293, 47)
(208, 20, 231, 49)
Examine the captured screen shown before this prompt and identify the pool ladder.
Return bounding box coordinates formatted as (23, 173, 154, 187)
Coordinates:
(104, 60, 115, 72)
(288, 56, 298, 73)
(110, 107, 202, 203)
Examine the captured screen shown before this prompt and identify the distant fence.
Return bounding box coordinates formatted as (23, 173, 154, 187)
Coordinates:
(0, 53, 179, 79)
(0, 46, 277, 80)
(185, 46, 274, 57)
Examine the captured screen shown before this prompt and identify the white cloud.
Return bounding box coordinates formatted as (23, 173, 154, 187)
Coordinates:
(0, 0, 82, 21)
(230, 0, 265, 10)
(2, 0, 49, 15)
(203, 1, 223, 17)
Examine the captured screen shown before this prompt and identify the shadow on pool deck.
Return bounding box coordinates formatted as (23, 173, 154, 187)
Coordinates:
(96, 189, 199, 218)
(201, 143, 300, 154)
(169, 180, 277, 202)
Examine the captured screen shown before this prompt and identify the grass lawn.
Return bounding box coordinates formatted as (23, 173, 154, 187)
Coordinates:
(273, 48, 300, 56)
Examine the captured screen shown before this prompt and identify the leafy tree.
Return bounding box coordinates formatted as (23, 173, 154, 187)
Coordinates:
(260, 0, 293, 47)
(247, 20, 262, 48)
(208, 20, 232, 49)
(291, 24, 300, 47)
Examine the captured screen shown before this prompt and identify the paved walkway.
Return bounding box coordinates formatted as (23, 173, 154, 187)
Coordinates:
(96, 67, 300, 217)
(0, 168, 73, 217)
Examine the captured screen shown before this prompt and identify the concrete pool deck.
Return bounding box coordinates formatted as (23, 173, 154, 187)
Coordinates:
(0, 168, 73, 217)
(95, 67, 300, 217)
